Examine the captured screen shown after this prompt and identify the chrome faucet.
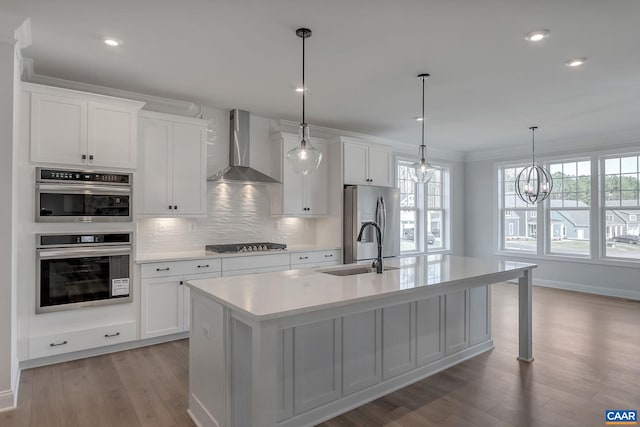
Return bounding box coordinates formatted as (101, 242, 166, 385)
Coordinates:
(357, 221, 384, 274)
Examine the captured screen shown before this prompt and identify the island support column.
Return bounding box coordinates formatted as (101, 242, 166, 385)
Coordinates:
(250, 320, 278, 426)
(517, 268, 533, 362)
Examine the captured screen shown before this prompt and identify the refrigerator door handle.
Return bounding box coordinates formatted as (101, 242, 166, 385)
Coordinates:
(376, 196, 386, 243)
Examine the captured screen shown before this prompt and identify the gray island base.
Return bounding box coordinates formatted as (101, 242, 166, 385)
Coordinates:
(185, 255, 536, 427)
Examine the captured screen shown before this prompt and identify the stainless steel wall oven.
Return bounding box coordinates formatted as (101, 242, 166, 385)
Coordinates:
(36, 233, 133, 314)
(36, 168, 132, 222)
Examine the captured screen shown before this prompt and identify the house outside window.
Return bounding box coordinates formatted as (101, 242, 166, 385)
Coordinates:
(500, 166, 536, 252)
(397, 159, 450, 254)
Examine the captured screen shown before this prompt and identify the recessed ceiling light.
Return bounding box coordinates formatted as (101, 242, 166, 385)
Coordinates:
(525, 29, 550, 42)
(103, 37, 122, 47)
(566, 58, 586, 67)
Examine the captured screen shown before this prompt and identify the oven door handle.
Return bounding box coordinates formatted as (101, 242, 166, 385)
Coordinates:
(36, 183, 132, 195)
(37, 246, 132, 259)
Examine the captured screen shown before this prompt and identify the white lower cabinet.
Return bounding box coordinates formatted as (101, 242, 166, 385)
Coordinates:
(342, 309, 382, 395)
(469, 286, 490, 345)
(416, 295, 445, 365)
(29, 321, 136, 359)
(140, 259, 222, 339)
(445, 290, 469, 355)
(290, 249, 341, 269)
(221, 253, 290, 277)
(382, 303, 416, 379)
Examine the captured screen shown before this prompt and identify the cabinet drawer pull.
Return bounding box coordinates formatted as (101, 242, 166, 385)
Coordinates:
(81, 154, 87, 160)
(104, 332, 120, 338)
(89, 154, 94, 161)
(324, 254, 334, 258)
(168, 205, 173, 210)
(299, 256, 309, 260)
(174, 205, 178, 210)
(197, 264, 210, 268)
(50, 340, 68, 347)
(156, 267, 170, 271)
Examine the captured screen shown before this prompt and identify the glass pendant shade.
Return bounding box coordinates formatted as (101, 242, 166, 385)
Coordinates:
(410, 145, 435, 183)
(286, 123, 323, 175)
(287, 27, 322, 175)
(515, 126, 553, 204)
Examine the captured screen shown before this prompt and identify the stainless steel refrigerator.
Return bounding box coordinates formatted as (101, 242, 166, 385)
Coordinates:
(343, 185, 400, 263)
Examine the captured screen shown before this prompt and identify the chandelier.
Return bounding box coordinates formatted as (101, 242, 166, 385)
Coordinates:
(515, 126, 553, 204)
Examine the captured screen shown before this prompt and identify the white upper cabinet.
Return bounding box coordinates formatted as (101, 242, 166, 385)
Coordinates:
(139, 111, 208, 216)
(27, 83, 144, 169)
(343, 139, 393, 187)
(271, 133, 328, 216)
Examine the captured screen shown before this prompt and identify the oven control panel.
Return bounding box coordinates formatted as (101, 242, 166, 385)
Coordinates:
(37, 168, 131, 184)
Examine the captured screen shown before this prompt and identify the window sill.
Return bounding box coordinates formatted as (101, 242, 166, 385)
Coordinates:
(401, 249, 452, 257)
(496, 250, 640, 269)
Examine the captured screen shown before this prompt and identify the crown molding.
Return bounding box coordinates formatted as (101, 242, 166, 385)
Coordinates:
(22, 58, 202, 117)
(0, 11, 28, 45)
(279, 119, 464, 162)
(464, 128, 640, 162)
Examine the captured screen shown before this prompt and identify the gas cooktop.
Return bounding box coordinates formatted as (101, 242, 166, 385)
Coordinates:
(205, 242, 287, 254)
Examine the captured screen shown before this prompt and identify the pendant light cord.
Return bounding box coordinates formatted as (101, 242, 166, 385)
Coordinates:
(530, 126, 536, 166)
(421, 76, 425, 150)
(302, 35, 305, 124)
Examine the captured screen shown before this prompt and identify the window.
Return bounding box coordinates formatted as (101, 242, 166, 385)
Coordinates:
(548, 160, 591, 256)
(498, 151, 640, 263)
(604, 155, 640, 259)
(500, 166, 537, 252)
(397, 160, 450, 253)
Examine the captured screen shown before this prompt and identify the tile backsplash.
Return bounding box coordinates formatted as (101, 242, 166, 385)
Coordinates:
(137, 182, 317, 255)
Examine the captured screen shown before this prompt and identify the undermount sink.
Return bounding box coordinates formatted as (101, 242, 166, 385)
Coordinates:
(321, 266, 399, 276)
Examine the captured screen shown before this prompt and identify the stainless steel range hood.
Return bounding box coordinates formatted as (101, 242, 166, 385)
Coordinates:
(207, 109, 280, 183)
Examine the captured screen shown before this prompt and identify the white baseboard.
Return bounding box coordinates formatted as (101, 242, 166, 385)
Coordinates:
(20, 332, 189, 369)
(0, 389, 16, 413)
(534, 279, 640, 301)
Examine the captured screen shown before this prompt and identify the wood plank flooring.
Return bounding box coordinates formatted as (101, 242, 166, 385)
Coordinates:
(1, 283, 639, 426)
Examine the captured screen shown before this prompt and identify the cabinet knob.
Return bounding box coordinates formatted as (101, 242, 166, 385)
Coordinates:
(104, 332, 120, 338)
(50, 340, 68, 347)
(89, 155, 94, 161)
(174, 205, 178, 210)
(179, 281, 184, 285)
(81, 154, 87, 160)
(168, 205, 173, 210)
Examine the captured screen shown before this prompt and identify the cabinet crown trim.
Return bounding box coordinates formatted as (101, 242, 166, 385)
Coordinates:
(22, 82, 146, 109)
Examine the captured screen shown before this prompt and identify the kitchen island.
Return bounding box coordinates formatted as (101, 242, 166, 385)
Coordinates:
(185, 255, 536, 427)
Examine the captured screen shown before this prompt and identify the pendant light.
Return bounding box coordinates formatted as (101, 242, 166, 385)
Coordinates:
(287, 28, 323, 175)
(410, 73, 435, 183)
(515, 126, 553, 204)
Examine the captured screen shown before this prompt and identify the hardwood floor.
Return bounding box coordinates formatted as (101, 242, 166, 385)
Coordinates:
(2, 283, 639, 427)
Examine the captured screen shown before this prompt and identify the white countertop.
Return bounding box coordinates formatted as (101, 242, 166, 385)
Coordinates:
(186, 255, 536, 321)
(135, 245, 341, 264)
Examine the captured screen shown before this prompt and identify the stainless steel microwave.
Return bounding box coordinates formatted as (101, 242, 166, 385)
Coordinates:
(36, 168, 132, 222)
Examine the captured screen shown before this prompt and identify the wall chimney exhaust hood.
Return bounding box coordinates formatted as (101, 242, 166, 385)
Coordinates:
(207, 110, 280, 184)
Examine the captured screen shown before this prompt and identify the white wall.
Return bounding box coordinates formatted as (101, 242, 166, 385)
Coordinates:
(464, 157, 640, 300)
(0, 10, 23, 410)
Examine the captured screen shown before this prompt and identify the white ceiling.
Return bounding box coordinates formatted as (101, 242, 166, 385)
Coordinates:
(4, 0, 640, 153)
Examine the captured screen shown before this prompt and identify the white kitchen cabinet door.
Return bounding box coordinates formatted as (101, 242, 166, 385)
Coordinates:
(141, 277, 184, 339)
(342, 309, 381, 395)
(367, 146, 393, 187)
(416, 295, 445, 366)
(140, 117, 173, 215)
(183, 272, 221, 332)
(469, 286, 490, 345)
(88, 102, 137, 169)
(381, 302, 415, 379)
(272, 134, 329, 216)
(303, 143, 329, 215)
(139, 112, 208, 216)
(293, 319, 342, 414)
(30, 92, 88, 166)
(171, 122, 207, 215)
(343, 141, 369, 186)
(445, 290, 469, 355)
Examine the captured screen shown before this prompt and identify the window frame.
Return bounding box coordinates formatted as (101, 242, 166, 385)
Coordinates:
(496, 149, 640, 266)
(396, 157, 451, 255)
